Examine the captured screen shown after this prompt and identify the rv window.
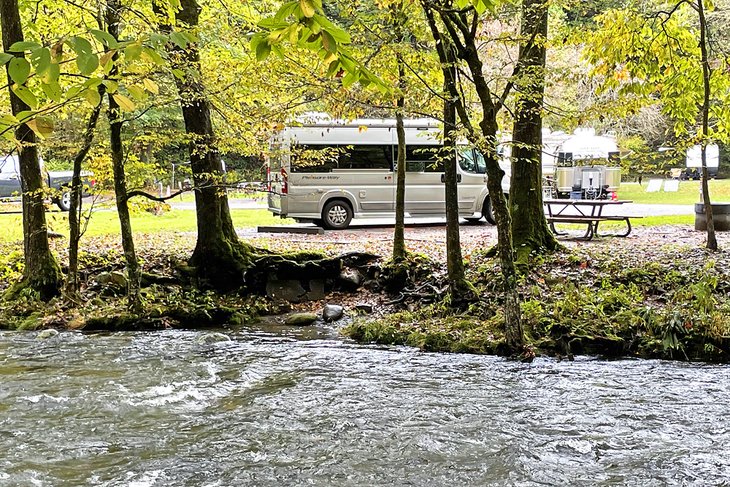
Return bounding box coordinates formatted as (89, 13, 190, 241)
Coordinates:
(290, 145, 341, 173)
(472, 150, 487, 174)
(459, 148, 486, 174)
(339, 145, 393, 170)
(406, 145, 443, 172)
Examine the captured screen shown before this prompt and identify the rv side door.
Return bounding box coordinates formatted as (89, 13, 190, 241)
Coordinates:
(403, 145, 445, 214)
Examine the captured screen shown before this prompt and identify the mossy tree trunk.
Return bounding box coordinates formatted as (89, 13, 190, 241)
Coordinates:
(154, 0, 254, 290)
(1, 0, 62, 301)
(510, 0, 558, 264)
(423, 2, 525, 353)
(106, 0, 142, 312)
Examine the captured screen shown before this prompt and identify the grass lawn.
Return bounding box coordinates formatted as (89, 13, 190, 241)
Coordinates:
(618, 179, 730, 204)
(172, 190, 266, 203)
(0, 209, 293, 244)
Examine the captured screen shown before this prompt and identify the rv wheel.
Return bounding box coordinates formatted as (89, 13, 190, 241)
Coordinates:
(322, 200, 352, 230)
(483, 197, 496, 225)
(56, 190, 71, 212)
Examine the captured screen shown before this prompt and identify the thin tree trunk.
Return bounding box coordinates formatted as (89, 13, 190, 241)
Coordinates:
(1, 0, 62, 300)
(393, 46, 407, 261)
(423, 3, 524, 353)
(442, 50, 470, 298)
(106, 0, 142, 311)
(66, 90, 104, 298)
(154, 0, 254, 290)
(697, 0, 717, 251)
(511, 0, 558, 263)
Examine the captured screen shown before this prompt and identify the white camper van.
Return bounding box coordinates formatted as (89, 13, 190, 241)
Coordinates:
(266, 117, 500, 229)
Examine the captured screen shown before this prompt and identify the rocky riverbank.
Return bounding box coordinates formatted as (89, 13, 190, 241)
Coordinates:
(2, 224, 730, 362)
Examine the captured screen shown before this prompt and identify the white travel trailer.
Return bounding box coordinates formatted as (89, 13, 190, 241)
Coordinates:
(685, 144, 719, 179)
(552, 128, 622, 199)
(266, 117, 502, 229)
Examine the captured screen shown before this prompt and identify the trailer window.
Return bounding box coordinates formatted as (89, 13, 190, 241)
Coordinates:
(338, 145, 393, 170)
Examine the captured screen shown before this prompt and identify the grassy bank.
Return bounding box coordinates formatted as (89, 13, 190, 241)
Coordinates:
(344, 241, 730, 362)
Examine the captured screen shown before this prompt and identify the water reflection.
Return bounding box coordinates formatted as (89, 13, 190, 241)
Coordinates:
(0, 328, 728, 486)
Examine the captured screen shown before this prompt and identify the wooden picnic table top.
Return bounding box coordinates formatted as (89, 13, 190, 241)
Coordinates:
(543, 199, 633, 206)
(543, 199, 635, 220)
(543, 199, 637, 240)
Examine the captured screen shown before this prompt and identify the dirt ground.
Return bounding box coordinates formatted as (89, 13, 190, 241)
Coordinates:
(244, 223, 730, 265)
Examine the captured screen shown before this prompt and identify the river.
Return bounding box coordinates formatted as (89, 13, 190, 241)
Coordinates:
(1, 324, 728, 486)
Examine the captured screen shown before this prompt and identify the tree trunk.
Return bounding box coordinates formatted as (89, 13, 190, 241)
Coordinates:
(106, 0, 142, 311)
(155, 0, 254, 290)
(442, 51, 471, 298)
(511, 0, 558, 264)
(697, 0, 717, 251)
(393, 56, 407, 262)
(66, 90, 104, 298)
(1, 0, 62, 300)
(423, 3, 524, 353)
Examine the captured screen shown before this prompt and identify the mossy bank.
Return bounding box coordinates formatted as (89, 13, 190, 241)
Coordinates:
(345, 242, 730, 363)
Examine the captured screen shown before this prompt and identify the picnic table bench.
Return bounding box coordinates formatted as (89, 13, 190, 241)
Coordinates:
(543, 199, 639, 240)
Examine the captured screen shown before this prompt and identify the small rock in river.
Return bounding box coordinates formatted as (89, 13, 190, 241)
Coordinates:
(322, 304, 344, 322)
(284, 312, 318, 326)
(36, 329, 59, 340)
(196, 332, 231, 345)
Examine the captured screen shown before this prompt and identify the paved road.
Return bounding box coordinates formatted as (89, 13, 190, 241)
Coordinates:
(172, 199, 695, 216)
(170, 199, 695, 232)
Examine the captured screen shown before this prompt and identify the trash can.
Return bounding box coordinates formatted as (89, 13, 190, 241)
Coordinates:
(695, 203, 730, 231)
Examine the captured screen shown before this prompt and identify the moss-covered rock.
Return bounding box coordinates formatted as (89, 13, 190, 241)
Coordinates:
(284, 312, 318, 326)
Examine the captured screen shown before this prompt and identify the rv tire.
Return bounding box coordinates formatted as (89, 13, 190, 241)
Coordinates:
(483, 197, 496, 225)
(321, 200, 352, 230)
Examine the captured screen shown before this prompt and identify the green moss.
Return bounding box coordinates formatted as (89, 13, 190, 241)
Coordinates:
(344, 309, 504, 355)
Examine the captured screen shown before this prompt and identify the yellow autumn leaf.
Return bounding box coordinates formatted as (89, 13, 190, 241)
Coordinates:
(143, 78, 159, 95)
(26, 117, 54, 138)
(113, 93, 136, 112)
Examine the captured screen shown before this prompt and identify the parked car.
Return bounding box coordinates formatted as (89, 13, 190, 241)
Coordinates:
(0, 155, 94, 211)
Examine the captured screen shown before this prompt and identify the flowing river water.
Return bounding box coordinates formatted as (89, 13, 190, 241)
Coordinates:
(1, 323, 729, 486)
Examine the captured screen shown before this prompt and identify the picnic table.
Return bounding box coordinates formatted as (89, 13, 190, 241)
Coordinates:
(543, 199, 637, 240)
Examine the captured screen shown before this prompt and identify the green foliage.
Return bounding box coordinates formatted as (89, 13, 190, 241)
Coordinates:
(252, 0, 388, 92)
(0, 15, 180, 142)
(0, 248, 24, 285)
(585, 3, 730, 143)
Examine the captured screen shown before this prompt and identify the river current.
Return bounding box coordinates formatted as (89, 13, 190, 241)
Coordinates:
(1, 323, 728, 486)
